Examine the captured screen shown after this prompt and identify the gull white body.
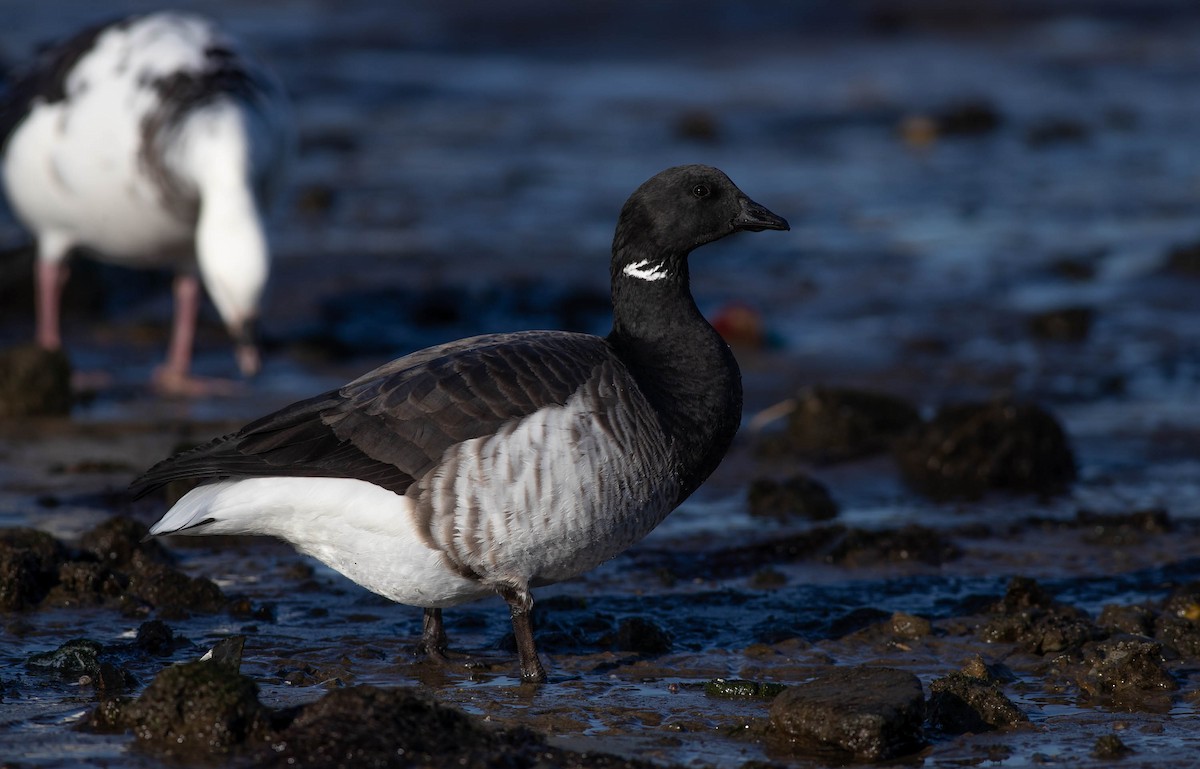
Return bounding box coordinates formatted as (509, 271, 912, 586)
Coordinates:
(1, 12, 290, 387)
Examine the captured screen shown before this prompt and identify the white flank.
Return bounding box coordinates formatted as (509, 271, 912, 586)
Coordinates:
(622, 259, 669, 282)
(150, 477, 489, 608)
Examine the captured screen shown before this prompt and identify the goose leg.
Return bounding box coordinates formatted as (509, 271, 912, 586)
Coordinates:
(419, 607, 449, 662)
(498, 584, 546, 683)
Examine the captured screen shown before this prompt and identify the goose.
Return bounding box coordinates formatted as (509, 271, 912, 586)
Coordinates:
(133, 165, 788, 682)
(0, 11, 291, 395)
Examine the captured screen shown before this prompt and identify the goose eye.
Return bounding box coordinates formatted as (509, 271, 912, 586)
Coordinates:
(692, 184, 710, 199)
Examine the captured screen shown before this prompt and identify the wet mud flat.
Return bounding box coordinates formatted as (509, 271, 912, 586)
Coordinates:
(2, 417, 1200, 768)
(3, 0, 1200, 767)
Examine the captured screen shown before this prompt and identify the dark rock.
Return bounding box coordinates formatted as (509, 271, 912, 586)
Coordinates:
(1162, 241, 1200, 276)
(928, 672, 1027, 733)
(704, 678, 786, 698)
(0, 344, 72, 417)
(609, 617, 672, 655)
(1092, 733, 1133, 759)
(128, 561, 226, 618)
(135, 620, 176, 655)
(769, 666, 925, 761)
(1097, 604, 1155, 637)
(827, 524, 961, 567)
(675, 109, 720, 142)
(294, 183, 338, 217)
(933, 100, 1003, 136)
(263, 685, 660, 769)
(1025, 118, 1090, 147)
(747, 475, 838, 521)
(95, 661, 135, 698)
(79, 516, 173, 569)
(1154, 582, 1200, 658)
(829, 607, 892, 638)
(1028, 306, 1094, 342)
(47, 561, 124, 605)
(0, 528, 68, 611)
(980, 578, 1102, 655)
(762, 387, 921, 462)
(893, 400, 1076, 499)
(27, 638, 103, 676)
(97, 659, 267, 759)
(1074, 508, 1171, 545)
(889, 612, 933, 640)
(207, 636, 247, 668)
(1075, 639, 1177, 712)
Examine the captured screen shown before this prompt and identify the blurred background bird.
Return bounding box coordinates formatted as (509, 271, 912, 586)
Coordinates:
(0, 11, 291, 396)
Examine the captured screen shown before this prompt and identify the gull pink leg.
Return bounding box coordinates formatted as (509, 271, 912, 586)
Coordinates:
(152, 273, 239, 396)
(35, 260, 68, 350)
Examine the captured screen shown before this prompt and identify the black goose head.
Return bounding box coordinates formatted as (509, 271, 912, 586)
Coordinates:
(611, 164, 789, 285)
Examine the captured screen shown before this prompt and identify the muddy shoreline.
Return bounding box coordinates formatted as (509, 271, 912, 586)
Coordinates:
(4, 1, 1200, 766)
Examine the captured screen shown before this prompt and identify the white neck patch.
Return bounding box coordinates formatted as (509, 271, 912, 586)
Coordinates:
(622, 259, 669, 282)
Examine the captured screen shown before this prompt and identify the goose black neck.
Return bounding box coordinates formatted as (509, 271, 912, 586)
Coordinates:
(607, 241, 743, 503)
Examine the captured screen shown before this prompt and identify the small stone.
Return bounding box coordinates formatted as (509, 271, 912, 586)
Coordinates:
(1097, 604, 1155, 636)
(1076, 639, 1177, 711)
(705, 678, 786, 699)
(1028, 306, 1094, 342)
(611, 617, 672, 655)
(0, 344, 72, 417)
(769, 666, 925, 761)
(762, 386, 921, 463)
(135, 620, 176, 655)
(893, 400, 1076, 500)
(747, 475, 838, 521)
(1092, 733, 1133, 759)
(889, 612, 932, 640)
(928, 672, 1027, 733)
(27, 638, 103, 676)
(1162, 241, 1200, 275)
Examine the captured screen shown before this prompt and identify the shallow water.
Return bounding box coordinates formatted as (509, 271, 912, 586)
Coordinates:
(2, 2, 1200, 767)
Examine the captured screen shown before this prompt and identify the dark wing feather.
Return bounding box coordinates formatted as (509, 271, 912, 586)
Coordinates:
(131, 331, 613, 497)
(0, 17, 120, 146)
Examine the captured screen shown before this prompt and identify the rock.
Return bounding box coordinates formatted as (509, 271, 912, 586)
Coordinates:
(1025, 118, 1090, 147)
(704, 678, 787, 699)
(827, 524, 961, 567)
(1028, 306, 1094, 342)
(0, 528, 67, 610)
(747, 475, 838, 521)
(1162, 241, 1200, 276)
(127, 561, 226, 619)
(674, 109, 720, 142)
(0, 344, 72, 418)
(1097, 604, 1155, 637)
(769, 666, 925, 761)
(893, 400, 1076, 500)
(928, 671, 1027, 733)
(760, 387, 921, 462)
(609, 617, 672, 655)
(27, 638, 103, 676)
(79, 516, 173, 569)
(135, 620, 177, 655)
(980, 578, 1102, 655)
(889, 612, 933, 640)
(900, 100, 1003, 145)
(1092, 733, 1133, 759)
(263, 685, 661, 769)
(99, 659, 268, 759)
(1076, 639, 1177, 712)
(1155, 582, 1200, 658)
